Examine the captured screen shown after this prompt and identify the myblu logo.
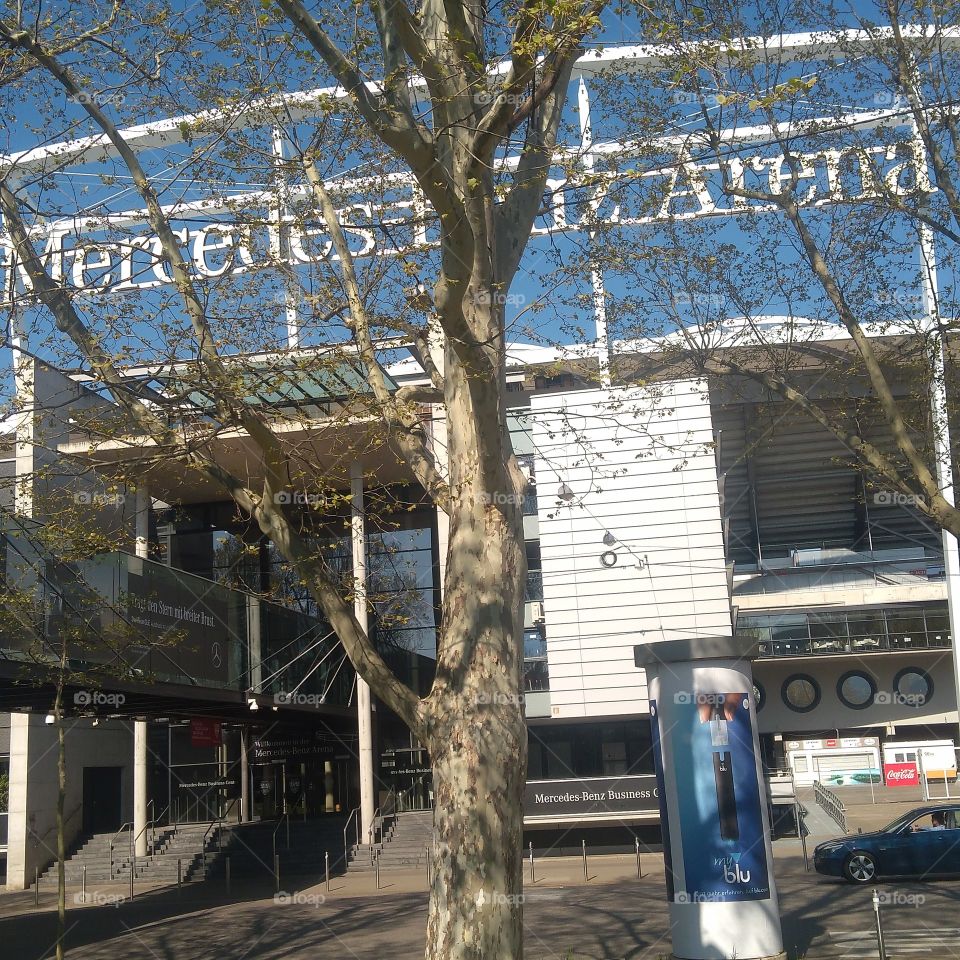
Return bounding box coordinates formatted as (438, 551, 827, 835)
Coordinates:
(716, 854, 751, 884)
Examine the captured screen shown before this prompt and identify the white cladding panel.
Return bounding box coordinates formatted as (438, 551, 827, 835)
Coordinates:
(530, 382, 731, 719)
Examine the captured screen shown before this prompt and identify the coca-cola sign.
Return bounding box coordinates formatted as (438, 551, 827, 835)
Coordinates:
(884, 762, 919, 787)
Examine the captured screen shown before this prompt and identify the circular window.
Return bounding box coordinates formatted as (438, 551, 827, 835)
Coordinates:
(893, 667, 933, 708)
(837, 671, 876, 710)
(753, 681, 765, 712)
(782, 674, 821, 713)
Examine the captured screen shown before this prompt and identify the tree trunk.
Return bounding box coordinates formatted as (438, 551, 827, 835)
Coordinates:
(425, 701, 527, 960)
(423, 385, 528, 959)
(55, 683, 66, 960)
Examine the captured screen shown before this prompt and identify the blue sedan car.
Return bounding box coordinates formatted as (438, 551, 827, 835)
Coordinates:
(814, 805, 960, 883)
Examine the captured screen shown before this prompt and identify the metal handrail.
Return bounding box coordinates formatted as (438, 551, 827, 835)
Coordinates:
(271, 812, 290, 866)
(199, 799, 238, 865)
(368, 806, 381, 865)
(813, 780, 849, 833)
(110, 821, 133, 876)
(343, 806, 360, 866)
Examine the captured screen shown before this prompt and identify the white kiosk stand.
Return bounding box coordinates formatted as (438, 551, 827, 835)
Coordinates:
(635, 637, 785, 960)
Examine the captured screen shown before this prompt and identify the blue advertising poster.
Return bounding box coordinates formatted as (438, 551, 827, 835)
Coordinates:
(672, 692, 770, 902)
(649, 700, 675, 900)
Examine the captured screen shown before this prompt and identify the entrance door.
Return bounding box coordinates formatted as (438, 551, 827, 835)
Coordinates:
(82, 767, 123, 835)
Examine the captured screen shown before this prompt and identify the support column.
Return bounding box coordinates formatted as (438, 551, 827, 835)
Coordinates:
(240, 729, 250, 822)
(915, 173, 960, 737)
(133, 485, 149, 855)
(134, 720, 148, 856)
(351, 462, 375, 842)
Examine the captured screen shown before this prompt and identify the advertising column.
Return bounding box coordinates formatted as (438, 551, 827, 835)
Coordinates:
(638, 639, 784, 960)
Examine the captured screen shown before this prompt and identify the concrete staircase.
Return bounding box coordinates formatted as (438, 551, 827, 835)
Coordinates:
(347, 810, 434, 872)
(203, 816, 349, 880)
(36, 816, 348, 887)
(37, 822, 216, 887)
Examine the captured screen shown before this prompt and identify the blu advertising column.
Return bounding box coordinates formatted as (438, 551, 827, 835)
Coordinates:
(636, 637, 785, 960)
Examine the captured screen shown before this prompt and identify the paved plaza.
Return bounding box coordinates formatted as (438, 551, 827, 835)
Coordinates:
(4, 789, 960, 960)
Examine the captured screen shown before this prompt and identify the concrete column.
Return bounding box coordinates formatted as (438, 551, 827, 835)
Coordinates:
(240, 728, 250, 822)
(915, 171, 960, 736)
(351, 462, 375, 841)
(133, 485, 150, 855)
(134, 720, 148, 856)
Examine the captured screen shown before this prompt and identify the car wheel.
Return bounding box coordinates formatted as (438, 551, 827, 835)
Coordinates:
(844, 851, 878, 883)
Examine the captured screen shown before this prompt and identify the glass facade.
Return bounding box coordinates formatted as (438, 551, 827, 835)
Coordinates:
(740, 604, 952, 657)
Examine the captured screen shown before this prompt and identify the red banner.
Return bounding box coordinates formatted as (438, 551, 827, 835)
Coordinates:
(884, 762, 919, 787)
(190, 718, 222, 748)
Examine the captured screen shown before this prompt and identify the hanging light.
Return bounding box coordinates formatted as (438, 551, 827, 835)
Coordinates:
(557, 482, 575, 502)
(602, 531, 616, 546)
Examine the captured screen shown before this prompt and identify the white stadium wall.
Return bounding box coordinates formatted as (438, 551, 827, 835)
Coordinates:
(529, 381, 732, 720)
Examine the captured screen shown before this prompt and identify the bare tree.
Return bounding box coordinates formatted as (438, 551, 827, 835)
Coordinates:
(0, 1, 606, 955)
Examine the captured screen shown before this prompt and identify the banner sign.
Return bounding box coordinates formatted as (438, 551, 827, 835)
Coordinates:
(1, 140, 926, 302)
(669, 691, 771, 903)
(190, 718, 222, 748)
(884, 762, 919, 787)
(523, 774, 658, 819)
(250, 731, 344, 763)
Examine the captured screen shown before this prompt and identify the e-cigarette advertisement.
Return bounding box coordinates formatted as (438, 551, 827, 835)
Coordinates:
(671, 691, 770, 902)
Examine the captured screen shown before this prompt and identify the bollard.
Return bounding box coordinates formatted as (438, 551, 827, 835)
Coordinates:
(81, 865, 86, 905)
(635, 837, 641, 878)
(872, 888, 888, 960)
(529, 841, 534, 884)
(129, 854, 135, 902)
(274, 854, 280, 893)
(375, 853, 381, 890)
(325, 851, 330, 893)
(582, 839, 588, 882)
(177, 858, 182, 893)
(425, 847, 430, 886)
(797, 803, 809, 872)
(226, 856, 231, 895)
(34, 868, 39, 907)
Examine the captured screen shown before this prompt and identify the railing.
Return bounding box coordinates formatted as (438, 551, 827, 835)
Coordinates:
(199, 799, 239, 868)
(272, 813, 290, 870)
(813, 780, 848, 834)
(343, 806, 360, 867)
(109, 821, 133, 877)
(524, 570, 544, 602)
